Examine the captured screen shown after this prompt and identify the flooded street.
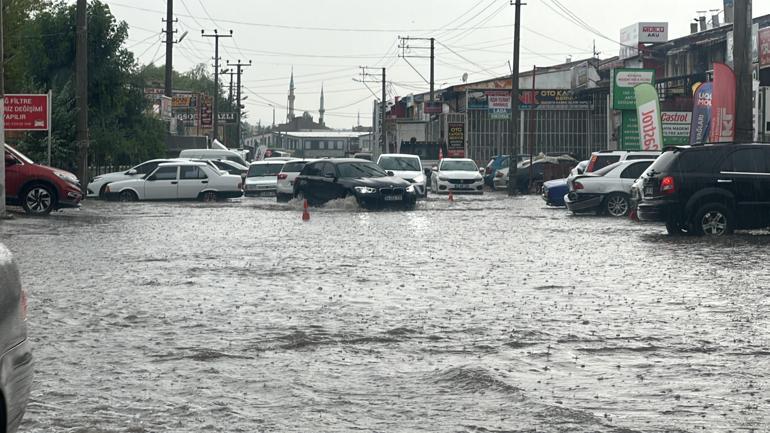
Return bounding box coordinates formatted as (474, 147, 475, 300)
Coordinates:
(3, 194, 770, 432)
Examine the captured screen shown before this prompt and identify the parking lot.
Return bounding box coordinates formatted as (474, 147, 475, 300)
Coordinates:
(4, 193, 770, 432)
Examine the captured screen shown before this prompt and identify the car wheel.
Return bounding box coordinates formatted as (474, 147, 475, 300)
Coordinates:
(22, 183, 55, 215)
(118, 190, 138, 202)
(665, 219, 690, 236)
(693, 203, 733, 236)
(201, 191, 218, 202)
(605, 193, 630, 217)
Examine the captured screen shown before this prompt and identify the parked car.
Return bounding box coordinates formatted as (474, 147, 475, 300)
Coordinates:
(0, 243, 33, 433)
(208, 159, 248, 178)
(542, 178, 569, 207)
(494, 154, 578, 193)
(638, 143, 770, 236)
(565, 159, 655, 216)
(294, 158, 416, 209)
(245, 161, 286, 197)
(585, 150, 660, 173)
(178, 148, 249, 168)
(377, 153, 428, 197)
(104, 161, 242, 201)
(5, 144, 82, 215)
(353, 152, 373, 161)
(276, 159, 315, 202)
(484, 154, 530, 189)
(431, 158, 484, 194)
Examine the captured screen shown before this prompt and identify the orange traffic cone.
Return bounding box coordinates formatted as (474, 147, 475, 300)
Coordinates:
(302, 199, 310, 221)
(448, 190, 454, 203)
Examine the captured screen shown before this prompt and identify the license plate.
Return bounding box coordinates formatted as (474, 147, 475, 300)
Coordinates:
(383, 195, 402, 201)
(644, 186, 653, 196)
(454, 184, 471, 189)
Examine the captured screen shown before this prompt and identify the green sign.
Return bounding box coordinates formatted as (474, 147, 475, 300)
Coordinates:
(621, 111, 692, 150)
(612, 68, 655, 110)
(620, 110, 640, 150)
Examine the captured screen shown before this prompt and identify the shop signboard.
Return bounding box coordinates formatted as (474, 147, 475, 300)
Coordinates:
(4, 94, 50, 130)
(622, 110, 691, 150)
(423, 101, 442, 114)
(468, 89, 591, 114)
(612, 68, 655, 110)
(200, 95, 213, 128)
(619, 22, 668, 59)
(446, 122, 465, 157)
(760, 27, 770, 69)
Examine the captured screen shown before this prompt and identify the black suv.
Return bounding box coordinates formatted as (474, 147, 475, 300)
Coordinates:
(637, 143, 770, 236)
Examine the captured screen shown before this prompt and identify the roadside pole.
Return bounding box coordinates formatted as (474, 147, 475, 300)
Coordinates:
(733, 0, 753, 142)
(508, 0, 523, 196)
(47, 89, 52, 166)
(0, 0, 6, 217)
(528, 65, 536, 191)
(76, 0, 88, 194)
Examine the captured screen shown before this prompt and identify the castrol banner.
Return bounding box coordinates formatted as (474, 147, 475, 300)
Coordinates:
(689, 82, 712, 145)
(634, 83, 663, 151)
(708, 63, 736, 143)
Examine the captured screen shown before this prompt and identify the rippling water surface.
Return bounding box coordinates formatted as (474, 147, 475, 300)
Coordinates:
(3, 194, 769, 432)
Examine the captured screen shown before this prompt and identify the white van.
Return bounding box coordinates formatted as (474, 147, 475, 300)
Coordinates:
(179, 149, 249, 168)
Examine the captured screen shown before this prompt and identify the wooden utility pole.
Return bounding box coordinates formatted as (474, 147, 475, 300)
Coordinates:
(1, 0, 6, 216)
(163, 0, 175, 98)
(508, 0, 523, 196)
(76, 0, 88, 193)
(201, 29, 232, 142)
(733, 0, 753, 142)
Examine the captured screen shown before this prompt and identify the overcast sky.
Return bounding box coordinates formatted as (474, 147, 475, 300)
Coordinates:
(99, 0, 770, 129)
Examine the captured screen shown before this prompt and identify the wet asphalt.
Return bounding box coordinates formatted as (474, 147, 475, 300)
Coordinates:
(2, 193, 769, 433)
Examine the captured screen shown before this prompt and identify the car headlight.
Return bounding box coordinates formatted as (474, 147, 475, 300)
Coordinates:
(354, 186, 377, 194)
(474, 175, 483, 181)
(438, 176, 448, 181)
(55, 171, 80, 185)
(412, 174, 425, 184)
(406, 185, 415, 193)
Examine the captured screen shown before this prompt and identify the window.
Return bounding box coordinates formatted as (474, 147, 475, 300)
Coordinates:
(620, 161, 653, 179)
(180, 166, 208, 180)
(282, 161, 308, 173)
(247, 163, 284, 177)
(677, 149, 721, 173)
(310, 140, 320, 150)
(150, 166, 178, 180)
(302, 162, 322, 176)
(320, 162, 337, 178)
(590, 155, 621, 171)
(721, 149, 768, 173)
(135, 161, 162, 174)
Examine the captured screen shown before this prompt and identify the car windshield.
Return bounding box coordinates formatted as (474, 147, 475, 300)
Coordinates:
(247, 163, 283, 177)
(378, 156, 421, 171)
(441, 160, 477, 171)
(593, 161, 622, 176)
(337, 161, 388, 178)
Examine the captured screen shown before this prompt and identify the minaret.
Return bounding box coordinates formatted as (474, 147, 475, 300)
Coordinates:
(287, 67, 295, 122)
(319, 84, 325, 127)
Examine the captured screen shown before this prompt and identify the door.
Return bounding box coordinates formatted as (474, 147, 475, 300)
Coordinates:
(298, 162, 323, 202)
(318, 162, 342, 201)
(178, 165, 209, 199)
(719, 148, 768, 228)
(144, 166, 179, 200)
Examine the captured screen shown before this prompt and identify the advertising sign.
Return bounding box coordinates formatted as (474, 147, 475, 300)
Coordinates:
(619, 22, 668, 59)
(634, 83, 664, 151)
(200, 95, 213, 128)
(446, 122, 465, 158)
(159, 96, 172, 121)
(661, 112, 691, 145)
(4, 94, 49, 130)
(689, 82, 713, 144)
(423, 101, 442, 114)
(218, 112, 236, 123)
(487, 90, 510, 119)
(760, 27, 770, 69)
(726, 24, 760, 66)
(468, 89, 592, 113)
(620, 110, 640, 150)
(612, 68, 655, 110)
(709, 63, 736, 143)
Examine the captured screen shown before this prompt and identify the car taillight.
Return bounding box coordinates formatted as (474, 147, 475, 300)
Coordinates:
(660, 176, 675, 195)
(277, 173, 288, 180)
(574, 182, 584, 190)
(20, 288, 28, 321)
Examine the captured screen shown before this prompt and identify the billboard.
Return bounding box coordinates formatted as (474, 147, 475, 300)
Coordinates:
(619, 22, 668, 59)
(4, 94, 50, 131)
(612, 68, 656, 110)
(446, 122, 465, 158)
(726, 24, 759, 66)
(468, 89, 592, 113)
(760, 27, 770, 69)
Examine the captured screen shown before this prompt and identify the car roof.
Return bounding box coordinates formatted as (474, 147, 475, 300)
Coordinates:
(379, 153, 419, 158)
(158, 161, 207, 167)
(250, 160, 286, 165)
(441, 158, 474, 162)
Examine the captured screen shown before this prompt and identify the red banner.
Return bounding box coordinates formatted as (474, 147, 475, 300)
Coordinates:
(760, 27, 770, 69)
(4, 94, 49, 130)
(708, 63, 735, 143)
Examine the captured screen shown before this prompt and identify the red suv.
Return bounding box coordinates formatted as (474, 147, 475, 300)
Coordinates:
(4, 144, 83, 215)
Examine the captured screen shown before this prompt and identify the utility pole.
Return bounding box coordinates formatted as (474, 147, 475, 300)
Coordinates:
(357, 66, 387, 158)
(0, 0, 6, 216)
(508, 0, 523, 196)
(163, 0, 176, 98)
(382, 67, 386, 155)
(227, 59, 252, 149)
(201, 29, 232, 142)
(733, 0, 753, 142)
(430, 37, 435, 103)
(76, 0, 88, 194)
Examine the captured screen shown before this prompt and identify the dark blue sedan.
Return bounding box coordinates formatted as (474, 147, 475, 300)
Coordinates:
(542, 178, 568, 206)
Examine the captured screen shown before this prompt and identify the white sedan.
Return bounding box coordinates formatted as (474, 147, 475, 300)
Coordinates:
(431, 158, 484, 194)
(245, 161, 287, 197)
(104, 161, 243, 201)
(87, 159, 172, 198)
(564, 159, 655, 216)
(377, 153, 427, 197)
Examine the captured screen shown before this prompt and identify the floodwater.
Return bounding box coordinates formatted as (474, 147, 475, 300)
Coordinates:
(3, 194, 769, 432)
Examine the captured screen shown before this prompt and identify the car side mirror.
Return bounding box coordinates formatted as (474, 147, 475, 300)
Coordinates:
(127, 169, 137, 175)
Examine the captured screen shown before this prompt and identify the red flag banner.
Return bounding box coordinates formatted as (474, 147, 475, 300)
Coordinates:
(708, 63, 736, 143)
